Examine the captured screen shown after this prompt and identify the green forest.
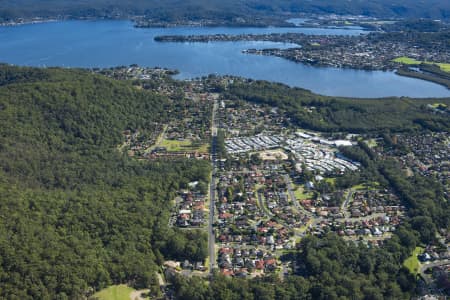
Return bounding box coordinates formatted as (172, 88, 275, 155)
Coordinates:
(225, 80, 450, 133)
(0, 65, 209, 299)
(0, 0, 449, 22)
(0, 65, 449, 299)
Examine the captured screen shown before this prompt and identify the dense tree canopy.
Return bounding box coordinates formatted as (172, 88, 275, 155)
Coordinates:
(0, 65, 210, 299)
(0, 0, 449, 21)
(170, 233, 417, 300)
(0, 65, 448, 299)
(225, 80, 450, 133)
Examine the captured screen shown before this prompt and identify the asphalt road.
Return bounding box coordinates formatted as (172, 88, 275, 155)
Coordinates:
(282, 174, 313, 217)
(257, 191, 273, 217)
(208, 100, 218, 274)
(341, 189, 354, 218)
(419, 259, 450, 284)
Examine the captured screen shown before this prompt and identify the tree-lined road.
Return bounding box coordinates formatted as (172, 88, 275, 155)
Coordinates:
(208, 100, 218, 274)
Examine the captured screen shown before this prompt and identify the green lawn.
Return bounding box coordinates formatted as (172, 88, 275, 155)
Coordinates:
(255, 184, 265, 193)
(159, 139, 209, 152)
(431, 103, 448, 109)
(204, 256, 210, 272)
(436, 63, 450, 72)
(92, 284, 134, 300)
(393, 57, 450, 73)
(392, 57, 422, 65)
(352, 182, 379, 191)
(365, 139, 378, 148)
(325, 178, 336, 185)
(352, 184, 366, 190)
(403, 246, 424, 275)
(294, 186, 314, 200)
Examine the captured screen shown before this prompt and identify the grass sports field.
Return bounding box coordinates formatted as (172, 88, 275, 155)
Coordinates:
(159, 139, 209, 152)
(393, 56, 450, 72)
(393, 57, 422, 65)
(92, 285, 134, 300)
(436, 63, 450, 72)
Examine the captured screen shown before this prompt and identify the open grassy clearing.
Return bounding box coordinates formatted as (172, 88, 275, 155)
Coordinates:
(325, 178, 336, 185)
(392, 57, 422, 65)
(255, 184, 265, 193)
(393, 56, 450, 73)
(159, 138, 209, 152)
(352, 182, 380, 191)
(204, 256, 210, 272)
(365, 139, 378, 148)
(92, 284, 135, 300)
(436, 63, 450, 72)
(294, 186, 314, 200)
(403, 246, 424, 275)
(431, 103, 448, 108)
(352, 184, 366, 190)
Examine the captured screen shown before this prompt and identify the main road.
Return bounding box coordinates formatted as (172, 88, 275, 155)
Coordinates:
(419, 259, 450, 284)
(341, 189, 354, 218)
(282, 174, 313, 218)
(208, 100, 219, 275)
(257, 191, 273, 217)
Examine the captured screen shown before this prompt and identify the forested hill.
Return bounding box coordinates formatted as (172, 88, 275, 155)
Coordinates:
(0, 65, 174, 187)
(0, 65, 209, 299)
(225, 80, 450, 133)
(0, 0, 449, 21)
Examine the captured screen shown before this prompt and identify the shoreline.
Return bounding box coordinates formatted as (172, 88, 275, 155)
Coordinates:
(0, 16, 370, 31)
(0, 19, 59, 27)
(396, 68, 450, 89)
(154, 32, 449, 89)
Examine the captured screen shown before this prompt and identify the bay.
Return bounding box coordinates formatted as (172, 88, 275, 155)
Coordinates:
(0, 20, 448, 98)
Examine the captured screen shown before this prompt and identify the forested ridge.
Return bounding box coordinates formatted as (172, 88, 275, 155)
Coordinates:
(0, 65, 209, 299)
(224, 80, 450, 133)
(0, 0, 449, 22)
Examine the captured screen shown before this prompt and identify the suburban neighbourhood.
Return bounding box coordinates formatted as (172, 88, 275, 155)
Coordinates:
(94, 67, 449, 296)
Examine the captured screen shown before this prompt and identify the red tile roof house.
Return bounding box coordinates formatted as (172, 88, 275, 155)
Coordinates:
(264, 259, 277, 271)
(255, 260, 265, 270)
(219, 212, 234, 219)
(219, 234, 229, 243)
(220, 269, 235, 277)
(179, 213, 190, 220)
(219, 247, 233, 255)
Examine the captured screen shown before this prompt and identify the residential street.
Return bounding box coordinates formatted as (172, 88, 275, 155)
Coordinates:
(208, 100, 218, 274)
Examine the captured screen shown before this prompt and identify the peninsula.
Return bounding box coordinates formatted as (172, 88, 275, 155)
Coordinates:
(155, 31, 450, 88)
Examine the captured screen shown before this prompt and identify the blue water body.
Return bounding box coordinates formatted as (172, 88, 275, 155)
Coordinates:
(0, 20, 449, 98)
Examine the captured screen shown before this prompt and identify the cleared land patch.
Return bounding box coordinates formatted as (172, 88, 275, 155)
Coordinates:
(294, 186, 315, 200)
(259, 149, 289, 161)
(93, 284, 135, 300)
(436, 62, 450, 72)
(160, 139, 208, 152)
(393, 56, 450, 73)
(403, 246, 424, 275)
(393, 56, 422, 65)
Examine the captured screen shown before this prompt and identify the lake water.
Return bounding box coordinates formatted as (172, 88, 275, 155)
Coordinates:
(0, 20, 449, 98)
